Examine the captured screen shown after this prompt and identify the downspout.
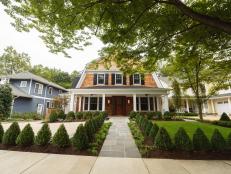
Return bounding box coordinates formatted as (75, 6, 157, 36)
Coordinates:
(43, 85, 48, 115)
(10, 96, 20, 118)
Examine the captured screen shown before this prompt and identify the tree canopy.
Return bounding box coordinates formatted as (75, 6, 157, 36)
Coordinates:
(1, 0, 230, 68)
(0, 84, 12, 118)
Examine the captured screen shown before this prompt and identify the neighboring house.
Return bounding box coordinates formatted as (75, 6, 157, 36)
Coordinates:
(0, 72, 67, 115)
(159, 76, 231, 115)
(69, 59, 169, 116)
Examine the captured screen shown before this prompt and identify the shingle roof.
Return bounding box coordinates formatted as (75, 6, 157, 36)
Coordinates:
(80, 86, 158, 89)
(1, 72, 67, 91)
(71, 76, 81, 88)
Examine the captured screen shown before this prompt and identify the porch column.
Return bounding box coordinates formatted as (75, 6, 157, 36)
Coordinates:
(162, 95, 169, 113)
(156, 97, 160, 111)
(211, 99, 215, 113)
(186, 99, 190, 112)
(102, 94, 106, 111)
(69, 93, 75, 112)
(133, 94, 137, 111)
(78, 96, 82, 112)
(228, 97, 231, 114)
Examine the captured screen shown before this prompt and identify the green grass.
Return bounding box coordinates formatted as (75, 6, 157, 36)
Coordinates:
(155, 121, 231, 140)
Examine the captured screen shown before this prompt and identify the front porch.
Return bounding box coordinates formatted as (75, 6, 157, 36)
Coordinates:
(69, 88, 169, 115)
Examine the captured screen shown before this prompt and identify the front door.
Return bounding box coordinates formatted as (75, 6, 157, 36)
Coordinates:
(112, 96, 126, 116)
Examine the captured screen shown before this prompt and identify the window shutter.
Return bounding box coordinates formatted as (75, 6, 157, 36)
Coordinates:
(112, 73, 115, 85)
(141, 74, 145, 85)
(93, 74, 97, 85)
(123, 74, 126, 85)
(105, 74, 109, 85)
(130, 75, 133, 85)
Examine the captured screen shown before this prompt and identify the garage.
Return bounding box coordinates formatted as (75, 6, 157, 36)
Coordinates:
(215, 100, 231, 115)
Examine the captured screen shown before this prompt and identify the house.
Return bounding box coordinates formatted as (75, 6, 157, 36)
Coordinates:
(68, 59, 169, 116)
(0, 72, 67, 115)
(159, 76, 231, 115)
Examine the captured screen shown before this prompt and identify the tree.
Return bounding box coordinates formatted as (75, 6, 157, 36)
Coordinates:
(171, 79, 182, 112)
(0, 84, 13, 118)
(0, 46, 31, 75)
(1, 0, 230, 61)
(52, 95, 69, 112)
(162, 39, 231, 120)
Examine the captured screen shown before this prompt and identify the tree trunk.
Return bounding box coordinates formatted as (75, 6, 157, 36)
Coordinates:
(196, 98, 203, 120)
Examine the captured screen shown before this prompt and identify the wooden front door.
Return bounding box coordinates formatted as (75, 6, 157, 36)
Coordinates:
(112, 96, 126, 116)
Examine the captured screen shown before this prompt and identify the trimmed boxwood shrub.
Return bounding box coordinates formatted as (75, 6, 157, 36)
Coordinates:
(155, 112, 162, 120)
(2, 122, 20, 145)
(35, 123, 52, 146)
(154, 127, 173, 150)
(146, 112, 154, 120)
(149, 123, 159, 141)
(85, 120, 95, 142)
(211, 129, 226, 151)
(227, 132, 231, 149)
(52, 124, 70, 148)
(0, 123, 4, 143)
(16, 124, 34, 146)
(66, 111, 75, 121)
(193, 128, 211, 151)
(72, 124, 89, 150)
(49, 111, 58, 122)
(144, 121, 153, 136)
(129, 111, 138, 119)
(76, 112, 84, 120)
(220, 112, 230, 121)
(57, 110, 66, 120)
(174, 127, 192, 151)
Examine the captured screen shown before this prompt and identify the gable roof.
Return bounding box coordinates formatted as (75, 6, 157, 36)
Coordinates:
(0, 72, 67, 91)
(71, 76, 81, 88)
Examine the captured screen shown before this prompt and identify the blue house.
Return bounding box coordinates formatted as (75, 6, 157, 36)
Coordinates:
(0, 72, 67, 115)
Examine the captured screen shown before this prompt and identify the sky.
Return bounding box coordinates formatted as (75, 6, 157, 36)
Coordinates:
(0, 4, 105, 73)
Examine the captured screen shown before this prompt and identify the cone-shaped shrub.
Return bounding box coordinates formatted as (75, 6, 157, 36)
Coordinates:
(193, 128, 210, 151)
(35, 123, 52, 146)
(220, 112, 230, 121)
(49, 111, 58, 122)
(85, 120, 94, 142)
(141, 118, 149, 131)
(16, 124, 34, 146)
(72, 124, 89, 150)
(227, 132, 231, 150)
(57, 110, 66, 120)
(66, 111, 75, 121)
(2, 122, 20, 145)
(174, 127, 192, 151)
(211, 129, 226, 151)
(144, 121, 153, 136)
(0, 123, 4, 143)
(149, 123, 159, 141)
(52, 124, 70, 148)
(154, 127, 173, 150)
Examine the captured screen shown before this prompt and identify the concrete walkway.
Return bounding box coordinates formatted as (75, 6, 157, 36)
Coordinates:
(99, 117, 141, 158)
(0, 150, 231, 174)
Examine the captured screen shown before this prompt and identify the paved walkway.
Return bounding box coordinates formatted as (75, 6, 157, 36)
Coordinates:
(99, 117, 141, 158)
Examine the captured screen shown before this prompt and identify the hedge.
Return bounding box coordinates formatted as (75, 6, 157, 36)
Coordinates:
(2, 122, 20, 145)
(211, 129, 226, 151)
(0, 123, 4, 143)
(174, 127, 192, 151)
(52, 124, 70, 148)
(154, 127, 173, 150)
(35, 123, 52, 146)
(193, 128, 211, 151)
(220, 112, 230, 121)
(72, 124, 89, 150)
(16, 124, 34, 146)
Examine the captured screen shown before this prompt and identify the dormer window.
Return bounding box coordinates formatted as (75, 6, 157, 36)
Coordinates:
(133, 74, 141, 85)
(48, 87, 53, 95)
(115, 74, 123, 85)
(20, 81, 27, 87)
(97, 74, 105, 85)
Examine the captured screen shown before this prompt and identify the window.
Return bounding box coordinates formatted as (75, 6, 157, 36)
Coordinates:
(20, 81, 27, 87)
(98, 97, 102, 111)
(97, 74, 105, 84)
(46, 101, 50, 108)
(90, 97, 97, 110)
(59, 90, 62, 94)
(115, 74, 123, 85)
(48, 87, 53, 95)
(84, 97, 89, 110)
(37, 104, 43, 114)
(34, 83, 43, 94)
(224, 101, 228, 104)
(140, 97, 148, 111)
(136, 97, 154, 111)
(133, 74, 141, 85)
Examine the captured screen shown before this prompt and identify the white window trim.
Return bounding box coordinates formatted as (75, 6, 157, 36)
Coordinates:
(48, 87, 53, 95)
(133, 74, 141, 85)
(34, 83, 44, 95)
(37, 104, 43, 114)
(115, 73, 123, 85)
(20, 81, 27, 87)
(136, 97, 154, 112)
(97, 73, 105, 85)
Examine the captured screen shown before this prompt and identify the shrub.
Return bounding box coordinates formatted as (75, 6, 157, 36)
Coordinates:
(163, 111, 173, 120)
(174, 127, 192, 151)
(211, 129, 226, 151)
(57, 110, 66, 120)
(129, 111, 138, 119)
(66, 111, 75, 121)
(193, 128, 211, 151)
(49, 111, 58, 122)
(2, 122, 20, 145)
(35, 123, 52, 146)
(154, 127, 173, 150)
(52, 124, 70, 147)
(146, 112, 154, 120)
(155, 111, 162, 120)
(220, 112, 230, 121)
(72, 124, 89, 150)
(76, 112, 83, 120)
(0, 123, 4, 143)
(141, 118, 149, 131)
(149, 123, 159, 141)
(227, 132, 231, 150)
(144, 121, 153, 136)
(83, 112, 92, 119)
(16, 124, 34, 146)
(85, 120, 95, 142)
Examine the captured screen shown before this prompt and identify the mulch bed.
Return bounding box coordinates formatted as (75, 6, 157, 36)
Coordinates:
(0, 144, 93, 156)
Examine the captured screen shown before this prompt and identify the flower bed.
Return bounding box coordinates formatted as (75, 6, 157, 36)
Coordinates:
(0, 114, 111, 156)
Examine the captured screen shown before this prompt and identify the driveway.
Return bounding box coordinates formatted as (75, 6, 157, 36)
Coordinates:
(1, 121, 84, 137)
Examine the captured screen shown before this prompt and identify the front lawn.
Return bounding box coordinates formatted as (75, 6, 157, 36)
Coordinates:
(155, 121, 231, 140)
